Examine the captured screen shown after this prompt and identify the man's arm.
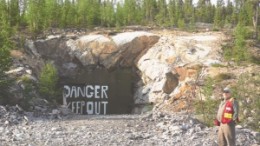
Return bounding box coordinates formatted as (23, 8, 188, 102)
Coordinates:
(233, 100, 239, 121)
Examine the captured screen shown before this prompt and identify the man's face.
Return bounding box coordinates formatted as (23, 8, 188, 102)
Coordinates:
(223, 91, 231, 99)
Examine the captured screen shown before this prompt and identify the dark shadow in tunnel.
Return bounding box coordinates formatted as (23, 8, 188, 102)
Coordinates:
(59, 67, 138, 115)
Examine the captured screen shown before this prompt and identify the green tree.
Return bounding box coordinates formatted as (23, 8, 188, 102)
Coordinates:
(168, 0, 177, 26)
(45, 0, 62, 28)
(142, 0, 157, 24)
(176, 0, 184, 28)
(225, 0, 234, 25)
(0, 1, 12, 102)
(26, 0, 46, 33)
(39, 62, 59, 101)
(155, 0, 168, 26)
(249, 0, 260, 39)
(214, 0, 225, 28)
(194, 77, 220, 127)
(61, 0, 78, 28)
(8, 0, 20, 27)
(115, 3, 125, 27)
(123, 0, 138, 25)
(183, 0, 194, 27)
(237, 2, 251, 26)
(100, 1, 115, 27)
(19, 0, 28, 27)
(233, 23, 249, 62)
(77, 0, 100, 28)
(196, 0, 214, 23)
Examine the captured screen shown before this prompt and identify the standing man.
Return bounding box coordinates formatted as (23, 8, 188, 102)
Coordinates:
(217, 87, 239, 146)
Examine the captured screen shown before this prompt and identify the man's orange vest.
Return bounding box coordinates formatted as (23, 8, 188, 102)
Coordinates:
(221, 98, 234, 124)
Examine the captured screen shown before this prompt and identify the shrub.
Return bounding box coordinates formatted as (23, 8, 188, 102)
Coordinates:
(194, 77, 220, 127)
(231, 72, 260, 131)
(177, 19, 185, 29)
(39, 62, 59, 102)
(194, 97, 220, 127)
(233, 24, 250, 62)
(0, 73, 12, 104)
(222, 24, 251, 63)
(19, 76, 35, 109)
(0, 19, 12, 104)
(222, 43, 234, 61)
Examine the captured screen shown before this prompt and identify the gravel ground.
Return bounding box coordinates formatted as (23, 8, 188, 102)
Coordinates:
(0, 108, 259, 146)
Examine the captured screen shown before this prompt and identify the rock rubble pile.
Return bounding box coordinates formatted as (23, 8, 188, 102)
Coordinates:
(0, 106, 259, 146)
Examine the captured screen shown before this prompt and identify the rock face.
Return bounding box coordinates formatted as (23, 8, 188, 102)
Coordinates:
(21, 30, 228, 113)
(134, 31, 226, 111)
(23, 31, 159, 114)
(25, 32, 160, 85)
(31, 31, 159, 72)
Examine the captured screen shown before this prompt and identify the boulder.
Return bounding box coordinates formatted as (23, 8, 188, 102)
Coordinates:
(162, 72, 179, 94)
(64, 32, 159, 69)
(31, 31, 159, 72)
(103, 31, 160, 69)
(66, 35, 117, 66)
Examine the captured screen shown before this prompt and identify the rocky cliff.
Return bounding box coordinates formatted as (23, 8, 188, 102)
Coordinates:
(4, 30, 237, 111)
(8, 30, 260, 115)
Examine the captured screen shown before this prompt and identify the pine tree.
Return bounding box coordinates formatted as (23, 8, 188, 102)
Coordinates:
(238, 4, 250, 26)
(183, 0, 194, 26)
(115, 3, 125, 27)
(142, 0, 157, 24)
(61, 0, 75, 28)
(19, 0, 28, 27)
(214, 0, 225, 28)
(176, 0, 185, 28)
(39, 62, 58, 101)
(67, 0, 78, 27)
(45, 0, 62, 28)
(8, 0, 20, 27)
(77, 0, 100, 28)
(225, 0, 234, 25)
(26, 0, 46, 33)
(123, 0, 138, 25)
(100, 1, 115, 27)
(233, 23, 248, 62)
(207, 3, 215, 23)
(197, 0, 215, 23)
(155, 0, 168, 26)
(250, 0, 260, 39)
(168, 0, 177, 26)
(0, 0, 12, 101)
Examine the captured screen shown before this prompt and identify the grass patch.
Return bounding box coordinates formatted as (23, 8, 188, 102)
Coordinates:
(214, 73, 235, 82)
(211, 63, 226, 68)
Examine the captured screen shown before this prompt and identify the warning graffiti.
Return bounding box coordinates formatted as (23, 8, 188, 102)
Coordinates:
(63, 85, 109, 115)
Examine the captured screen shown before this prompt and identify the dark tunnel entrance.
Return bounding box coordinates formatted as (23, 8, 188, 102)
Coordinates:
(60, 68, 136, 115)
